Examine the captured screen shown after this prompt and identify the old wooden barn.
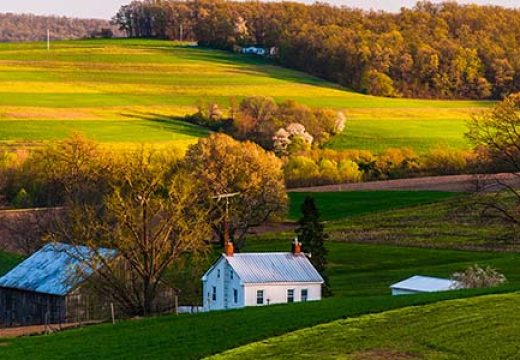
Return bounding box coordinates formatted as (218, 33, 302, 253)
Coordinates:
(0, 242, 116, 327)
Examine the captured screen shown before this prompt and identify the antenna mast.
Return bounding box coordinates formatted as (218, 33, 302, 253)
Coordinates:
(211, 192, 240, 245)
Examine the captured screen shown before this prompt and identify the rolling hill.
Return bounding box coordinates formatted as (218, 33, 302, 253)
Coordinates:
(0, 39, 492, 152)
(209, 292, 520, 360)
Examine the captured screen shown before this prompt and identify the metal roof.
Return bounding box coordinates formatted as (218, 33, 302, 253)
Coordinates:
(390, 275, 461, 292)
(204, 252, 324, 284)
(0, 242, 116, 296)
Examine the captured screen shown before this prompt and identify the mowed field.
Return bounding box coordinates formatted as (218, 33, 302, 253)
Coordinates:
(0, 39, 492, 152)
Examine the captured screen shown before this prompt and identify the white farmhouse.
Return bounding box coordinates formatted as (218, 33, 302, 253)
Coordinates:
(202, 240, 324, 311)
(390, 275, 461, 296)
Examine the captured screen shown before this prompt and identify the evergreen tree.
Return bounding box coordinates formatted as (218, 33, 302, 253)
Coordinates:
(296, 196, 331, 296)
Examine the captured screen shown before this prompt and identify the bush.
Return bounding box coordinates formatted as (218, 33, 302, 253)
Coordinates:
(422, 147, 471, 175)
(452, 264, 507, 289)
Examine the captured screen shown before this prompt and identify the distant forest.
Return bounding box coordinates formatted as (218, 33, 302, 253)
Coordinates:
(0, 13, 124, 42)
(113, 1, 520, 100)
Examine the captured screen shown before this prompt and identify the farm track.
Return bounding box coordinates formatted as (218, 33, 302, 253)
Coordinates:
(288, 173, 520, 193)
(0, 321, 99, 338)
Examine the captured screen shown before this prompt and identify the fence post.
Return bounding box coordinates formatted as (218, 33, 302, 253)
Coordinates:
(174, 295, 179, 315)
(110, 303, 115, 325)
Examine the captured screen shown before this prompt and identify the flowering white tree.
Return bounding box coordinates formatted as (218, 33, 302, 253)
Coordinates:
(273, 123, 313, 155)
(334, 112, 346, 134)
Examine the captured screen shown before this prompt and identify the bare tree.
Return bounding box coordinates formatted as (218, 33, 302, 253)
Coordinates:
(466, 93, 520, 227)
(0, 208, 60, 254)
(49, 147, 212, 316)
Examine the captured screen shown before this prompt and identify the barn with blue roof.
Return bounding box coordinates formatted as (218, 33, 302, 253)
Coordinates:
(0, 242, 116, 327)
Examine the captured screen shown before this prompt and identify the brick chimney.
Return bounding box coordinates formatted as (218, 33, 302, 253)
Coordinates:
(292, 238, 302, 255)
(225, 241, 234, 257)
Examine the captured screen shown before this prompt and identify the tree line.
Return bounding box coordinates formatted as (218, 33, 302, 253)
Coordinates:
(0, 13, 123, 42)
(113, 0, 520, 100)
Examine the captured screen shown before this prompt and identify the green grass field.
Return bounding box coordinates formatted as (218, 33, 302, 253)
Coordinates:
(0, 39, 492, 152)
(288, 191, 458, 221)
(1, 241, 519, 359)
(0, 190, 519, 358)
(326, 194, 517, 250)
(211, 292, 520, 359)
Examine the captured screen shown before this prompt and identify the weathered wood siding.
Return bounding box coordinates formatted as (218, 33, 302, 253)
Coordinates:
(0, 287, 65, 327)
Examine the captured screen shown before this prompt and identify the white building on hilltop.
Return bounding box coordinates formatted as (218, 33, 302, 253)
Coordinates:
(390, 275, 461, 296)
(202, 240, 324, 311)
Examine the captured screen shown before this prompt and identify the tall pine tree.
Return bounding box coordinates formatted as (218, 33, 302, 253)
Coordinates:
(296, 196, 331, 296)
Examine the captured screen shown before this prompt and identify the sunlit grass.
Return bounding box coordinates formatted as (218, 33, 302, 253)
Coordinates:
(0, 39, 493, 151)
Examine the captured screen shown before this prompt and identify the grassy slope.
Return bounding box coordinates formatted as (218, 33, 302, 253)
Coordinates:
(287, 191, 458, 221)
(210, 292, 520, 360)
(0, 251, 22, 276)
(327, 194, 516, 249)
(0, 39, 491, 152)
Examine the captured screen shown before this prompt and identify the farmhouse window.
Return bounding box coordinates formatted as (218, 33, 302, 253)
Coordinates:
(287, 289, 294, 303)
(230, 270, 234, 280)
(301, 289, 308, 302)
(212, 286, 217, 301)
(256, 290, 264, 305)
(233, 288, 238, 303)
(217, 269, 220, 278)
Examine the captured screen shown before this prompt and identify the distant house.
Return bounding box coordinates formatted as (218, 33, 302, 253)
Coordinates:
(390, 275, 461, 296)
(202, 240, 324, 311)
(241, 46, 266, 56)
(0, 243, 116, 327)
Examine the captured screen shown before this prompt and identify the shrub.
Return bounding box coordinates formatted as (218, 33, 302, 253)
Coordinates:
(452, 264, 507, 289)
(284, 156, 321, 187)
(422, 147, 471, 175)
(338, 160, 362, 183)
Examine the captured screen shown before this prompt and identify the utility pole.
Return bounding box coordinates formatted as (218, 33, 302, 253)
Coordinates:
(47, 29, 50, 51)
(179, 24, 184, 42)
(211, 192, 240, 244)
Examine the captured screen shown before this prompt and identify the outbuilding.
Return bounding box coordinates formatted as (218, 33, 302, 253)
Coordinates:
(390, 275, 461, 295)
(202, 240, 324, 311)
(0, 242, 116, 327)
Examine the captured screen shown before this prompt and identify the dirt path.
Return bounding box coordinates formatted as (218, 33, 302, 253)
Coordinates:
(288, 173, 520, 193)
(0, 322, 98, 338)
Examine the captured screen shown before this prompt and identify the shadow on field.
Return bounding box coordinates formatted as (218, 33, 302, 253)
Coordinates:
(121, 111, 210, 138)
(169, 46, 348, 92)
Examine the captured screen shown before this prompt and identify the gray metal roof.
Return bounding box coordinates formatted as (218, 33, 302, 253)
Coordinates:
(0, 242, 116, 296)
(390, 275, 461, 292)
(205, 252, 324, 284)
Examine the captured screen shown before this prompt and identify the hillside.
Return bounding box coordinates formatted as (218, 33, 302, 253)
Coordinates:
(1, 239, 520, 359)
(210, 293, 520, 359)
(0, 39, 491, 152)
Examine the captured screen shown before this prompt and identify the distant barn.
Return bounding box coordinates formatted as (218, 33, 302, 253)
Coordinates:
(0, 243, 116, 327)
(390, 275, 461, 295)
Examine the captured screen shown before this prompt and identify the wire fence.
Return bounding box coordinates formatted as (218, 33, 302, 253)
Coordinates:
(0, 289, 203, 331)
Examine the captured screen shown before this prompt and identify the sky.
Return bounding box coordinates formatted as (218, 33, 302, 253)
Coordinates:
(0, 0, 518, 20)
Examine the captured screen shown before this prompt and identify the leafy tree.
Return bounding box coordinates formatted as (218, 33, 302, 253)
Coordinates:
(295, 196, 331, 296)
(184, 133, 287, 249)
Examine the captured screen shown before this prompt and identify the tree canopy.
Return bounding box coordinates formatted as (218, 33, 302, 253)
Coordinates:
(184, 133, 287, 249)
(114, 0, 520, 99)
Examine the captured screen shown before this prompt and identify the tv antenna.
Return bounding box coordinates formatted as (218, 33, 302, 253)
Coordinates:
(211, 192, 240, 243)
